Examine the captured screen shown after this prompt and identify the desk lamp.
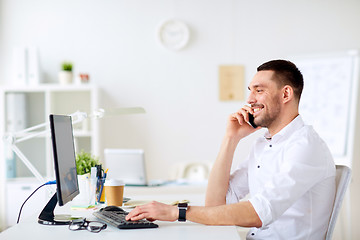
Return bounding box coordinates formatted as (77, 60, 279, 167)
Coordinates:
(3, 107, 146, 184)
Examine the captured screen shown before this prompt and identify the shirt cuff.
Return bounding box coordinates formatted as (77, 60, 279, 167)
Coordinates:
(249, 194, 273, 227)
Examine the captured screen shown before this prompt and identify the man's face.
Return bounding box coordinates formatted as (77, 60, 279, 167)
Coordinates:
(247, 70, 282, 129)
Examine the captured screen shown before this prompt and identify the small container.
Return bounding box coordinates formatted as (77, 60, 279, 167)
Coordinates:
(104, 179, 125, 206)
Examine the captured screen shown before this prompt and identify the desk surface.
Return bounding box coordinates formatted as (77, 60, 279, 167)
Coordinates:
(0, 216, 240, 240)
(0, 185, 241, 240)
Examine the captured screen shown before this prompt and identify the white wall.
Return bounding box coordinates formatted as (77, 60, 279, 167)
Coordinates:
(1, 0, 360, 238)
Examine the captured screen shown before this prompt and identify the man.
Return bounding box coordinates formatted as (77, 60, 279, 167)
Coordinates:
(126, 60, 336, 239)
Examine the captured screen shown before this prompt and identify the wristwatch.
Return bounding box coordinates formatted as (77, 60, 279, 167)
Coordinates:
(178, 203, 188, 222)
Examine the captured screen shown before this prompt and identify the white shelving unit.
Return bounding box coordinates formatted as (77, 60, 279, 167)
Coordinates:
(0, 84, 99, 228)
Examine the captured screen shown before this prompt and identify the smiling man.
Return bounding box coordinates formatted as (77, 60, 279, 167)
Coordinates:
(126, 60, 336, 239)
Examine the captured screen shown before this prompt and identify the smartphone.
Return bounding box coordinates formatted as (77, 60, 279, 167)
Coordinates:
(248, 113, 257, 128)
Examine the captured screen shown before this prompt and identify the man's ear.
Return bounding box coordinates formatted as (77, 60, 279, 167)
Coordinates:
(282, 85, 294, 103)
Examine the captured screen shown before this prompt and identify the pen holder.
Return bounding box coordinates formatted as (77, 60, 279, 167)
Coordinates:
(96, 177, 106, 204)
(72, 173, 95, 207)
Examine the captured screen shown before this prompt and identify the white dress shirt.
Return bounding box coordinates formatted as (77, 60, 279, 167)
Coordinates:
(226, 115, 336, 240)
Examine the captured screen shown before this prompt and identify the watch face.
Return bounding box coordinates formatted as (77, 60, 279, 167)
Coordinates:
(158, 20, 190, 51)
(178, 202, 188, 208)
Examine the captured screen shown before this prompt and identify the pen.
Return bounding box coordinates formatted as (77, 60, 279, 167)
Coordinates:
(97, 169, 108, 202)
(98, 178, 106, 203)
(98, 183, 103, 202)
(97, 168, 108, 203)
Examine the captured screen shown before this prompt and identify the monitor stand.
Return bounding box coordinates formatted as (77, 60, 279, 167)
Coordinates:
(38, 192, 81, 225)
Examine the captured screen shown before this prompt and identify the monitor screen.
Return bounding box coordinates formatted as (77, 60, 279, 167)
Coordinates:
(50, 114, 79, 206)
(38, 114, 80, 225)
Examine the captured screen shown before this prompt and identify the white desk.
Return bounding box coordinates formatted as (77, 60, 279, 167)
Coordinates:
(0, 185, 241, 240)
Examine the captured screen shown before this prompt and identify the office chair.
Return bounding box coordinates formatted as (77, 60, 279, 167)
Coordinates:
(325, 165, 352, 240)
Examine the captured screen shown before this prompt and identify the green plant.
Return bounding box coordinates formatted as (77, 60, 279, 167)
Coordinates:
(75, 150, 100, 175)
(61, 62, 73, 71)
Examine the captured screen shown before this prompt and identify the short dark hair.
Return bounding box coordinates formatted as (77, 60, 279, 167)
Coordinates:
(257, 60, 304, 101)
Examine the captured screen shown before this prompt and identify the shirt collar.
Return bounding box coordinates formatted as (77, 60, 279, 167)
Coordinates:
(264, 115, 304, 143)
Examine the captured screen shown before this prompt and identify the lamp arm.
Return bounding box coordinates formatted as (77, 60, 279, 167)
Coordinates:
(5, 111, 88, 184)
(70, 111, 88, 124)
(13, 129, 49, 144)
(11, 122, 48, 138)
(17, 122, 49, 134)
(9, 111, 88, 144)
(10, 144, 45, 183)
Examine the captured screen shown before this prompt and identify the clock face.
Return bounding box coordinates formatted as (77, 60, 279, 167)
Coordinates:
(158, 20, 190, 51)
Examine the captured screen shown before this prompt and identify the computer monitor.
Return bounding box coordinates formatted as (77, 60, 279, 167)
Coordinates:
(38, 114, 80, 225)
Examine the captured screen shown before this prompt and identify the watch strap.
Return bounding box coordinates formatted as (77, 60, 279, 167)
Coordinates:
(178, 203, 188, 222)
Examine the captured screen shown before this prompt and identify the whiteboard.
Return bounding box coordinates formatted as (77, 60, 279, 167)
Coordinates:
(291, 51, 359, 161)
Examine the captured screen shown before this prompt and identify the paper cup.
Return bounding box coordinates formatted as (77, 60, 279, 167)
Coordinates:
(104, 179, 125, 206)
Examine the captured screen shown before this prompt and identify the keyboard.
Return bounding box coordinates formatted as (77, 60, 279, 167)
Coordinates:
(93, 206, 158, 229)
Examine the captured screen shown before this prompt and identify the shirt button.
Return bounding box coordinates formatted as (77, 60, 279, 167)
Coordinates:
(257, 165, 260, 168)
(269, 144, 272, 147)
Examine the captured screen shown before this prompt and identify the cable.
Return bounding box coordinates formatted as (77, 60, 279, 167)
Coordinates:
(17, 180, 56, 224)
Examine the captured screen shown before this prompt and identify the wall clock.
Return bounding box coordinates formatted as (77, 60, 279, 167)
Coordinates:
(157, 20, 190, 51)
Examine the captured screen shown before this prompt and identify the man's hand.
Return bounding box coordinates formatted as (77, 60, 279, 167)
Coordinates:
(127, 201, 262, 227)
(226, 105, 259, 141)
(205, 106, 261, 207)
(125, 201, 178, 222)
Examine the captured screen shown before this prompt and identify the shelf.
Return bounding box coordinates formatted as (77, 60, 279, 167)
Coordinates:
(1, 83, 97, 92)
(1, 85, 99, 179)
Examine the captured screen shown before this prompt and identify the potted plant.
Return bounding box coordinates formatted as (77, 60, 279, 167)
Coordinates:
(58, 61, 73, 84)
(74, 150, 100, 206)
(76, 150, 100, 175)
